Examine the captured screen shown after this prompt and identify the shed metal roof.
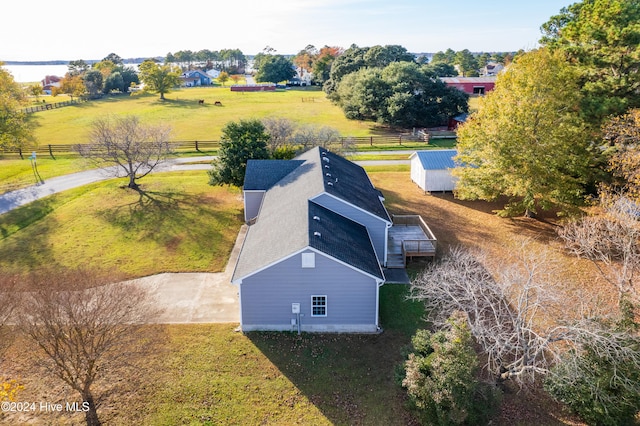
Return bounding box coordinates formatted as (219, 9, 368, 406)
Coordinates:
(411, 149, 458, 170)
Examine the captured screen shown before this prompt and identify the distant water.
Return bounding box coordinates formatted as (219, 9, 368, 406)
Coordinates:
(2, 63, 140, 83)
(2, 64, 70, 83)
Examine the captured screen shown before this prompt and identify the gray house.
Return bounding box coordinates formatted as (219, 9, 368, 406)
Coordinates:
(232, 147, 392, 332)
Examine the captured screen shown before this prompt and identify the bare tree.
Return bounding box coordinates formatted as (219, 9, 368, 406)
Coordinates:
(17, 269, 160, 426)
(292, 124, 341, 150)
(559, 191, 640, 308)
(77, 115, 173, 190)
(410, 240, 640, 387)
(261, 117, 296, 152)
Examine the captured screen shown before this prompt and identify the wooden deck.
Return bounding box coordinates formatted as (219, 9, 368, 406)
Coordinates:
(387, 215, 437, 268)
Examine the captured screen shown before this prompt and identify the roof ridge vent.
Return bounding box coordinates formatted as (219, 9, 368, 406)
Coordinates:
(313, 215, 320, 221)
(325, 172, 331, 177)
(314, 231, 321, 237)
(327, 181, 334, 186)
(324, 164, 330, 169)
(322, 157, 330, 163)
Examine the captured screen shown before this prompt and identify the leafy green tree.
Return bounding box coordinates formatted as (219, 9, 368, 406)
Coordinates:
(83, 69, 103, 97)
(29, 83, 43, 100)
(541, 0, 640, 122)
(604, 109, 640, 199)
(323, 44, 369, 97)
(401, 312, 500, 425)
(544, 317, 640, 426)
(454, 49, 479, 77)
(424, 61, 457, 77)
(138, 60, 180, 100)
(336, 62, 467, 128)
(454, 48, 593, 217)
(208, 119, 270, 187)
(336, 68, 390, 122)
(67, 59, 90, 76)
(217, 71, 229, 86)
(102, 52, 123, 65)
(363, 44, 415, 68)
(103, 71, 124, 93)
(312, 46, 342, 86)
(117, 66, 139, 91)
(255, 55, 296, 85)
(0, 65, 34, 150)
(57, 74, 85, 100)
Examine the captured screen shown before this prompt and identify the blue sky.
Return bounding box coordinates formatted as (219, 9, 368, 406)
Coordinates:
(1, 0, 571, 61)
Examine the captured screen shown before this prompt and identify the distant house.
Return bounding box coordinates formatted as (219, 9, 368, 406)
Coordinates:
(41, 75, 62, 95)
(206, 69, 221, 79)
(232, 147, 437, 333)
(288, 67, 313, 86)
(410, 150, 458, 192)
(441, 76, 496, 95)
(180, 70, 211, 87)
(482, 62, 504, 76)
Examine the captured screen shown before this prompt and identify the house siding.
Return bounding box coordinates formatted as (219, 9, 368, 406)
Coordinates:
(410, 156, 426, 190)
(425, 170, 456, 192)
(312, 193, 388, 264)
(239, 251, 379, 332)
(244, 191, 265, 222)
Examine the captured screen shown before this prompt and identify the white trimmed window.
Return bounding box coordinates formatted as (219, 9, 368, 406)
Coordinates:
(311, 295, 327, 317)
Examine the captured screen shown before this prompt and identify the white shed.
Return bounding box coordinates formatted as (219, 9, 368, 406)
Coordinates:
(410, 150, 458, 192)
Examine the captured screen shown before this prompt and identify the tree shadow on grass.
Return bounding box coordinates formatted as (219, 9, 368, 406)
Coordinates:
(246, 286, 425, 425)
(96, 186, 242, 267)
(0, 197, 59, 271)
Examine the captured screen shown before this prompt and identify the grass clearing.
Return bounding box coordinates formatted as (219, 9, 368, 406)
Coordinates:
(27, 87, 379, 146)
(0, 171, 243, 278)
(146, 284, 424, 426)
(0, 155, 90, 193)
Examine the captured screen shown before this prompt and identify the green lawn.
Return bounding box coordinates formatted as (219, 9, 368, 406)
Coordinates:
(0, 171, 242, 278)
(145, 285, 425, 426)
(0, 155, 90, 193)
(27, 87, 378, 146)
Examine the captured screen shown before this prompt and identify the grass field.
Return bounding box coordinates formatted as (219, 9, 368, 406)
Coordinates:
(0, 171, 242, 278)
(26, 87, 380, 146)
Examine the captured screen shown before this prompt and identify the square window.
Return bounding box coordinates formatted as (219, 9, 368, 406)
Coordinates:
(311, 295, 327, 317)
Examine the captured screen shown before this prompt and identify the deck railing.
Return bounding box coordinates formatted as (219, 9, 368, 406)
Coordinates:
(393, 214, 438, 260)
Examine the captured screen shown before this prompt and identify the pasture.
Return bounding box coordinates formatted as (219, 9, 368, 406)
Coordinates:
(27, 87, 378, 146)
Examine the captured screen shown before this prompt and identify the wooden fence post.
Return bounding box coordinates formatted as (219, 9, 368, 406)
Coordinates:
(195, 140, 200, 152)
(48, 145, 54, 158)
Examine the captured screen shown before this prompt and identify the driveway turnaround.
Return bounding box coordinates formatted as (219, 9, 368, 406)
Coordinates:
(123, 224, 247, 324)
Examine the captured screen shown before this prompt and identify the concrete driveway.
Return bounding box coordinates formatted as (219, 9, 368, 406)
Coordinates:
(124, 224, 247, 324)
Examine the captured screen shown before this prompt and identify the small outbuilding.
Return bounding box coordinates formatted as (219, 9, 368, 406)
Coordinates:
(410, 150, 458, 192)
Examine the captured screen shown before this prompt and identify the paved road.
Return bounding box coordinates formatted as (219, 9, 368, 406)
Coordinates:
(0, 154, 410, 215)
(0, 157, 216, 215)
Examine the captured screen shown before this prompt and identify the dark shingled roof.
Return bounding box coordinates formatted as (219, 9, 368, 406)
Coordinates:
(318, 149, 390, 222)
(243, 159, 304, 190)
(232, 147, 388, 282)
(308, 201, 383, 280)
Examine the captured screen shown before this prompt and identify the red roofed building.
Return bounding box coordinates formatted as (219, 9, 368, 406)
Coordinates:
(41, 75, 62, 94)
(441, 76, 496, 95)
